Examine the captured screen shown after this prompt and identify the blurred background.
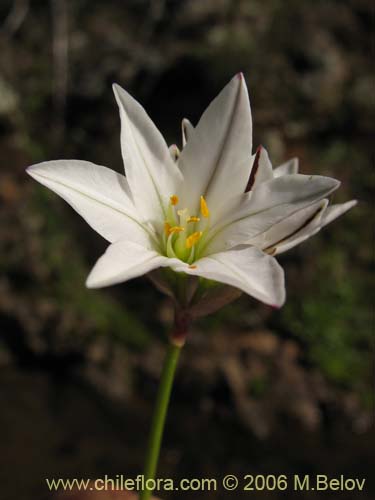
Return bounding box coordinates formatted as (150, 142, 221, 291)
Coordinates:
(0, 0, 373, 499)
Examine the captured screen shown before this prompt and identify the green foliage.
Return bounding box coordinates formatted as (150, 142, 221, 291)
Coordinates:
(280, 239, 372, 399)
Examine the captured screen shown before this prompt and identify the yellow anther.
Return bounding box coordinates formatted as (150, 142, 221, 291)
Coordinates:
(168, 225, 184, 234)
(189, 265, 197, 269)
(187, 216, 200, 223)
(170, 195, 179, 206)
(186, 231, 202, 249)
(200, 196, 210, 218)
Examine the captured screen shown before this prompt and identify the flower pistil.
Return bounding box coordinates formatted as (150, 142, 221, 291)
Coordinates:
(164, 195, 210, 263)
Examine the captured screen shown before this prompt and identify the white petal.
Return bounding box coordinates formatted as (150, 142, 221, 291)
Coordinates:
(260, 200, 357, 255)
(273, 158, 299, 177)
(271, 227, 321, 254)
(206, 174, 340, 252)
(178, 74, 252, 216)
(113, 84, 183, 226)
(86, 241, 180, 288)
(245, 146, 273, 192)
(253, 199, 329, 254)
(320, 200, 357, 227)
(27, 160, 151, 246)
(181, 118, 194, 147)
(173, 246, 285, 307)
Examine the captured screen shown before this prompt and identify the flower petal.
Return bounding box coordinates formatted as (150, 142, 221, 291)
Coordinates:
(113, 84, 183, 226)
(320, 200, 358, 227)
(245, 145, 273, 192)
(173, 246, 285, 307)
(273, 157, 299, 177)
(178, 74, 252, 215)
(206, 174, 340, 252)
(86, 241, 179, 288)
(256, 199, 329, 254)
(272, 200, 357, 254)
(254, 200, 357, 255)
(181, 118, 194, 147)
(27, 160, 151, 245)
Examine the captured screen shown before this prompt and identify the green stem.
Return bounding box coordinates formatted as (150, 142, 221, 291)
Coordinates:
(140, 341, 182, 500)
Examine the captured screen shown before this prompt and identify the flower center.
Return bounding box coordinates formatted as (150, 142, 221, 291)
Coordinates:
(162, 195, 210, 263)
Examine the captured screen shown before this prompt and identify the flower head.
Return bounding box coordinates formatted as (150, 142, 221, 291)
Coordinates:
(27, 74, 356, 308)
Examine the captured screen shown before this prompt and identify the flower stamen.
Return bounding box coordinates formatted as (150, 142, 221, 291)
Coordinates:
(170, 195, 179, 206)
(163, 195, 211, 261)
(187, 216, 200, 223)
(200, 196, 210, 218)
(186, 231, 203, 249)
(168, 225, 184, 234)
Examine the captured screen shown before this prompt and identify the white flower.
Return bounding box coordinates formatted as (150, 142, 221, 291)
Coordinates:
(27, 74, 356, 308)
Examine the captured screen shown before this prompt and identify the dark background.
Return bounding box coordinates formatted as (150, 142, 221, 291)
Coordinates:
(0, 1, 373, 499)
